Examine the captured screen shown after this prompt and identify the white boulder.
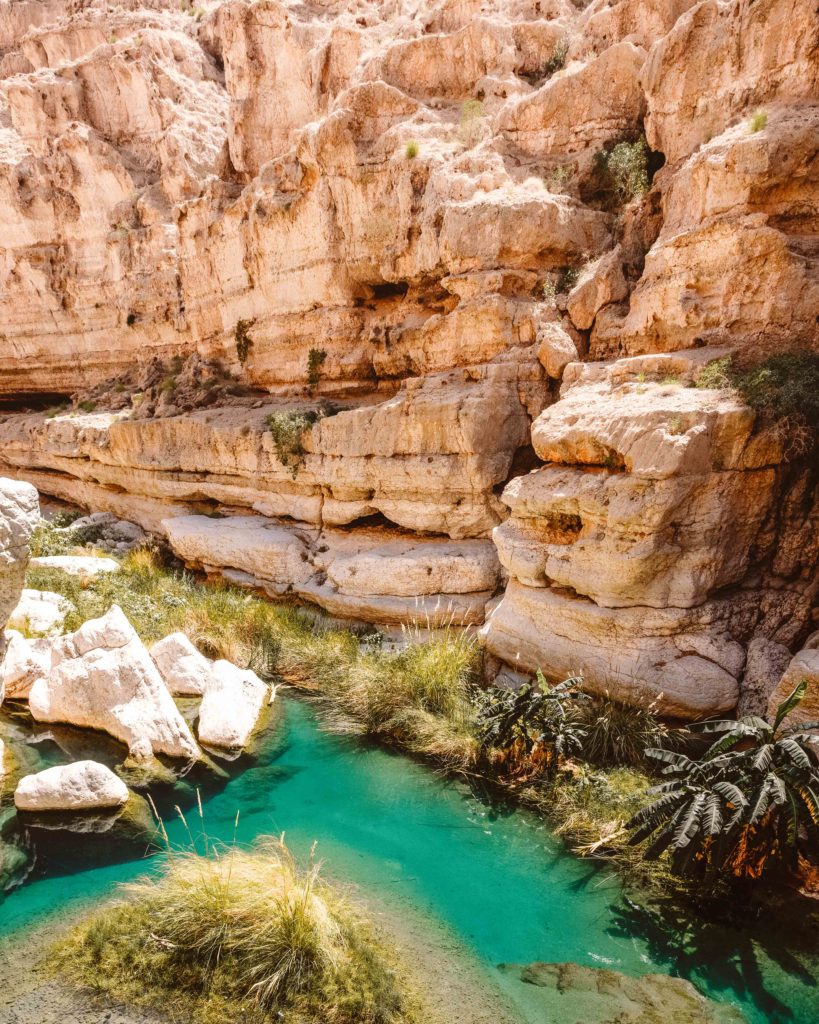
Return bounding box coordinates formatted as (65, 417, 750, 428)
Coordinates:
(30, 555, 120, 576)
(150, 632, 212, 696)
(14, 760, 129, 812)
(29, 606, 199, 761)
(198, 661, 269, 751)
(7, 588, 73, 636)
(0, 630, 59, 701)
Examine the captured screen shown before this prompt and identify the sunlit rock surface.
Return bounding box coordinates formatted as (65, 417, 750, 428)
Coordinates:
(14, 759, 129, 813)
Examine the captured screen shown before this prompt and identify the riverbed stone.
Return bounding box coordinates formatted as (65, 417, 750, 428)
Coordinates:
(14, 760, 129, 813)
(29, 555, 120, 577)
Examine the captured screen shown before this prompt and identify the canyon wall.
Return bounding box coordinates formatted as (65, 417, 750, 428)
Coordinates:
(0, 0, 816, 718)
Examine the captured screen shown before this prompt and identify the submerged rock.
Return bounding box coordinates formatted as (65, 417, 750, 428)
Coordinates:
(197, 660, 270, 752)
(14, 760, 129, 813)
(28, 606, 199, 761)
(498, 961, 746, 1024)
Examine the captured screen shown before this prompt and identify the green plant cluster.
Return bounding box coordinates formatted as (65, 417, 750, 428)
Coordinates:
(629, 683, 819, 884)
(697, 352, 819, 455)
(235, 319, 254, 364)
(266, 409, 320, 474)
(306, 347, 327, 387)
(594, 136, 649, 205)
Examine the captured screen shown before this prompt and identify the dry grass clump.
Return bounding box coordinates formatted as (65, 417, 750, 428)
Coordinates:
(307, 629, 480, 771)
(54, 837, 413, 1024)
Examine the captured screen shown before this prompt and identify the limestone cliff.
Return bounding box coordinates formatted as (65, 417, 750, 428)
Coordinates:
(0, 0, 816, 718)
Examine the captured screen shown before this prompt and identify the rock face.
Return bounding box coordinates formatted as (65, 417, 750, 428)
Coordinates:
(0, 1, 816, 716)
(14, 760, 129, 813)
(28, 606, 199, 760)
(0, 480, 39, 645)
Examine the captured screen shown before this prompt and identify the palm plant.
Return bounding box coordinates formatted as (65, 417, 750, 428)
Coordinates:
(627, 681, 819, 882)
(476, 671, 589, 781)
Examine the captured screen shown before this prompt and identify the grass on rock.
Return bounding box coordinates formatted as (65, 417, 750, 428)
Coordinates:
(54, 836, 414, 1024)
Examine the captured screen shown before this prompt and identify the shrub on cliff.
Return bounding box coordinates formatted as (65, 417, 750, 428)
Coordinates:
(698, 352, 819, 456)
(266, 409, 319, 473)
(593, 136, 649, 205)
(54, 837, 413, 1024)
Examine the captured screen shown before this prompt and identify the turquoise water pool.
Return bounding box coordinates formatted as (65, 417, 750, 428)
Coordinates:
(1, 697, 816, 1022)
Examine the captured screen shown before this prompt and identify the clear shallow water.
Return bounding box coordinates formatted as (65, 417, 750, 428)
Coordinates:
(1, 698, 816, 1023)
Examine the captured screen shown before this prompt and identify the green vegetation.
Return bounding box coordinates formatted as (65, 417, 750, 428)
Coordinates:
(306, 347, 327, 387)
(628, 682, 819, 884)
(576, 693, 675, 768)
(235, 319, 254, 364)
(556, 265, 581, 292)
(594, 136, 649, 205)
(266, 409, 320, 474)
(749, 108, 768, 133)
(697, 352, 819, 456)
(476, 673, 587, 782)
(543, 163, 571, 194)
(77, 399, 97, 413)
(404, 140, 419, 159)
(543, 37, 568, 77)
(54, 837, 413, 1024)
(306, 629, 479, 771)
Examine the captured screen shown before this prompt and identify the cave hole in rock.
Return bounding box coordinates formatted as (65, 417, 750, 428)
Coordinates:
(0, 392, 71, 412)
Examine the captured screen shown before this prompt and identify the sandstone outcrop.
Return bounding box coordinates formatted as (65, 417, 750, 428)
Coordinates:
(28, 606, 199, 760)
(0, 0, 815, 717)
(0, 480, 39, 653)
(165, 514, 500, 626)
(14, 759, 129, 813)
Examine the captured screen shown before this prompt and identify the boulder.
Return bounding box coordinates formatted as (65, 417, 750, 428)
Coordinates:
(29, 606, 199, 761)
(30, 555, 120, 576)
(14, 760, 129, 813)
(0, 630, 57, 701)
(197, 661, 270, 751)
(150, 632, 213, 697)
(7, 588, 72, 636)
